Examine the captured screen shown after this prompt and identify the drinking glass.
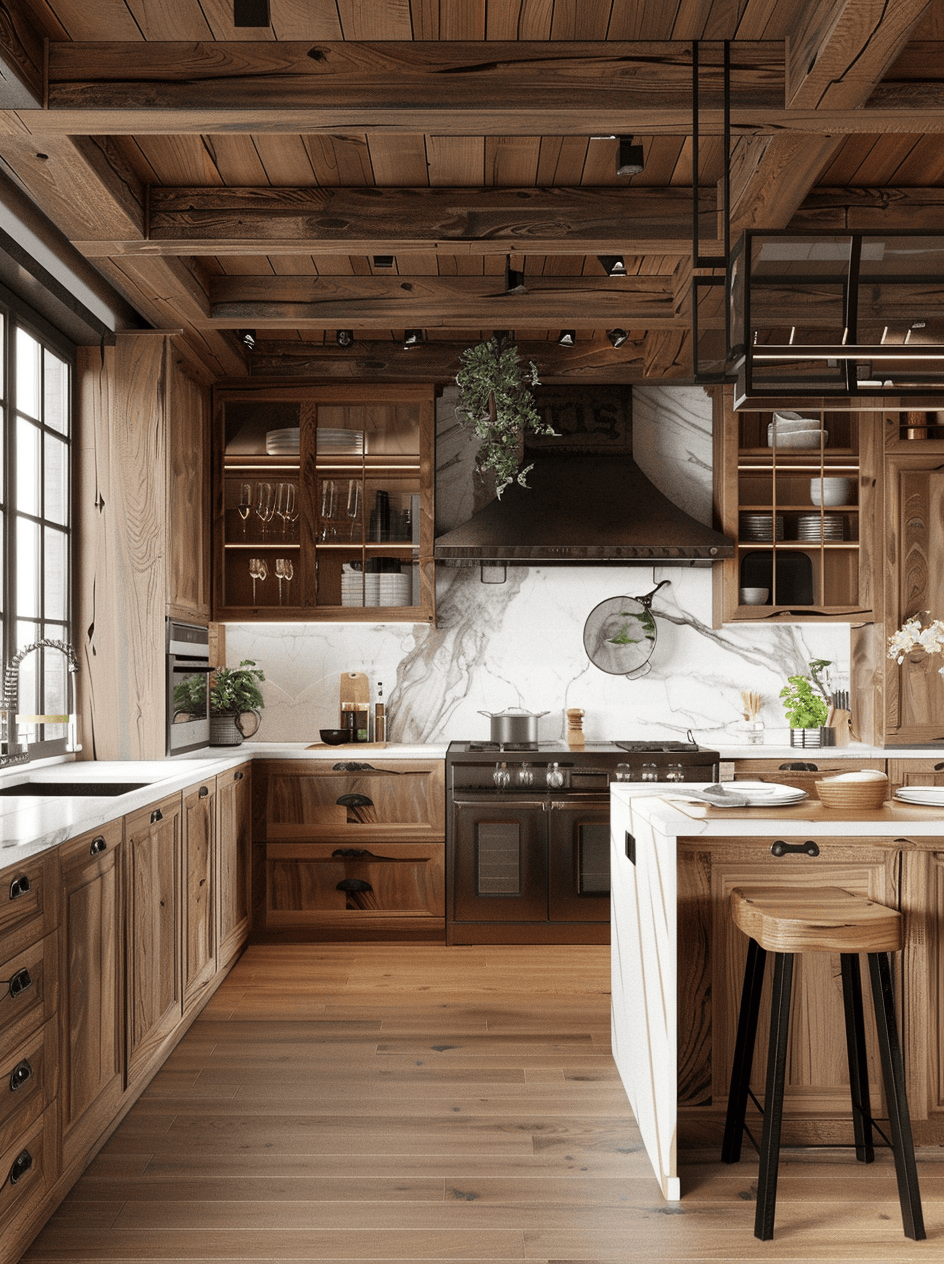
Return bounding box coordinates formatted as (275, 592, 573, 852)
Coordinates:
(320, 479, 337, 540)
(236, 482, 253, 538)
(254, 482, 275, 540)
(344, 479, 361, 541)
(275, 483, 296, 539)
(248, 557, 267, 603)
(275, 557, 293, 604)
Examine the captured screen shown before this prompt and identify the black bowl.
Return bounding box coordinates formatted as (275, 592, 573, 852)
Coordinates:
(320, 729, 349, 745)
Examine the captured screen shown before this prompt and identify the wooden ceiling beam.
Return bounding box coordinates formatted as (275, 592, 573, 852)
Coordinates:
(0, 0, 43, 109)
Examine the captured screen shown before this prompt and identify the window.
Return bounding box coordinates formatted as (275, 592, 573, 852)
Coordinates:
(1, 283, 74, 759)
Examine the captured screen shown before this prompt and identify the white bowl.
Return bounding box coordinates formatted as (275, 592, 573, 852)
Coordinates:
(810, 477, 853, 506)
(739, 587, 769, 605)
(772, 411, 822, 430)
(768, 428, 828, 449)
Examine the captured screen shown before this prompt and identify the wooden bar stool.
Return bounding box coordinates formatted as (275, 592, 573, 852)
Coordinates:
(721, 885, 925, 1242)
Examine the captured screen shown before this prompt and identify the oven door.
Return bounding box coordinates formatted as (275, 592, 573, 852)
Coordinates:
(167, 657, 212, 754)
(546, 796, 611, 922)
(450, 798, 548, 923)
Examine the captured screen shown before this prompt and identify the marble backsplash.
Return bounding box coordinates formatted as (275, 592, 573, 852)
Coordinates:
(225, 385, 850, 748)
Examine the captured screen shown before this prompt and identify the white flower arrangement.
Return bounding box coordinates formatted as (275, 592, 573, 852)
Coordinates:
(887, 612, 944, 665)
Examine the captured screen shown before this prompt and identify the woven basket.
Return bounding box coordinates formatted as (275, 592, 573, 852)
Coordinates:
(815, 776, 888, 810)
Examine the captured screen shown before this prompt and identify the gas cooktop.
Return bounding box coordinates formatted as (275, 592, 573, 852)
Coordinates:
(449, 739, 714, 757)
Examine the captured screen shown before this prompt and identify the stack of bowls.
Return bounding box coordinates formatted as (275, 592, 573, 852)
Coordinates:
(767, 412, 827, 449)
(810, 477, 854, 506)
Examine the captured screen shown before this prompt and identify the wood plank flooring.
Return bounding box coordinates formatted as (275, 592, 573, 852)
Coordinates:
(22, 943, 944, 1263)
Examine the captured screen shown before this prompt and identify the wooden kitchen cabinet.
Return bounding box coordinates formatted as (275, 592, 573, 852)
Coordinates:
(216, 763, 252, 968)
(252, 758, 446, 941)
(182, 779, 217, 1015)
(56, 820, 124, 1176)
(676, 834, 902, 1148)
(887, 757, 944, 791)
(124, 792, 184, 1090)
(211, 384, 435, 623)
(711, 386, 880, 624)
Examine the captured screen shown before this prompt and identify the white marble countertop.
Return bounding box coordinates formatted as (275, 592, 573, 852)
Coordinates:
(712, 742, 944, 760)
(0, 743, 448, 861)
(613, 784, 944, 838)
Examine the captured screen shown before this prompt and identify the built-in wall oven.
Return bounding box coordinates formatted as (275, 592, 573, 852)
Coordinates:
(446, 740, 719, 945)
(166, 620, 212, 755)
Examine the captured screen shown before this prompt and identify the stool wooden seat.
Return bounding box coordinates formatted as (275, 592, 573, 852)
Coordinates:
(722, 885, 924, 1242)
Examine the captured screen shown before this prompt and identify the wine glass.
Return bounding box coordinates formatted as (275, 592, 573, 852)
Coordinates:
(276, 558, 294, 604)
(254, 482, 275, 540)
(248, 557, 267, 603)
(275, 483, 296, 539)
(236, 482, 253, 538)
(344, 479, 361, 541)
(320, 479, 337, 540)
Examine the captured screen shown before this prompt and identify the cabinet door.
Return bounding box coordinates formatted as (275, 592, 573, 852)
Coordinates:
(217, 764, 251, 965)
(125, 794, 183, 1088)
(58, 820, 124, 1173)
(182, 780, 217, 1013)
(166, 354, 211, 621)
(887, 757, 944, 791)
(677, 836, 899, 1148)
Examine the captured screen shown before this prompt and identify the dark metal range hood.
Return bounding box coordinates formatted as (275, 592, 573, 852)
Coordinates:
(434, 388, 735, 565)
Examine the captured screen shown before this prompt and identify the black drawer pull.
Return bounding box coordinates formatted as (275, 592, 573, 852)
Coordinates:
(336, 878, 373, 893)
(934, 763, 944, 772)
(234, 770, 244, 781)
(150, 808, 163, 823)
(199, 785, 209, 798)
(625, 832, 636, 865)
(8, 969, 33, 999)
(8, 1150, 33, 1185)
(778, 762, 819, 772)
(9, 1060, 32, 1092)
(89, 836, 107, 856)
(770, 840, 820, 858)
(9, 875, 31, 901)
(336, 793, 373, 809)
(332, 761, 378, 772)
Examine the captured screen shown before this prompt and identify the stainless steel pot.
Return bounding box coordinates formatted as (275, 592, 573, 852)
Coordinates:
(478, 708, 549, 745)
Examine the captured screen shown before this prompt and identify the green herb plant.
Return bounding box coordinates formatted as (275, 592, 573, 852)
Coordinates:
(454, 334, 556, 497)
(209, 660, 265, 715)
(608, 608, 656, 646)
(779, 658, 832, 728)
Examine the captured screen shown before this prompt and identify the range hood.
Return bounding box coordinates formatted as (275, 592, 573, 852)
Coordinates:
(435, 387, 735, 565)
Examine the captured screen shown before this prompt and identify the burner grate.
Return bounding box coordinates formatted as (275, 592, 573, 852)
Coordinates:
(614, 740, 700, 753)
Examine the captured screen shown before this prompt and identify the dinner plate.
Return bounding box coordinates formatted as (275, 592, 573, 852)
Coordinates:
(728, 780, 808, 805)
(894, 788, 944, 805)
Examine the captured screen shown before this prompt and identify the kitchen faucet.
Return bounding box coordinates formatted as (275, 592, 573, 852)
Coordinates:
(0, 638, 81, 768)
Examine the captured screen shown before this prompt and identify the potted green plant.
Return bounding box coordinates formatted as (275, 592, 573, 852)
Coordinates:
(209, 660, 265, 746)
(779, 658, 832, 748)
(454, 333, 556, 497)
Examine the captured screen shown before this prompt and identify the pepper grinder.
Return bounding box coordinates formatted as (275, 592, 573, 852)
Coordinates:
(566, 708, 586, 748)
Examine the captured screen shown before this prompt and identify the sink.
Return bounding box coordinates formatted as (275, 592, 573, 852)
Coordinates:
(0, 781, 150, 797)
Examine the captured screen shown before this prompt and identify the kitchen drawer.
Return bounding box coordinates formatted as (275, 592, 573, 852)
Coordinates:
(255, 760, 445, 842)
(730, 757, 886, 800)
(0, 853, 56, 962)
(0, 1103, 58, 1249)
(0, 932, 58, 1051)
(0, 1017, 57, 1158)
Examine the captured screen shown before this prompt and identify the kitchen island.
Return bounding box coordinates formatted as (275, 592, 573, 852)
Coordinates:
(610, 787, 944, 1200)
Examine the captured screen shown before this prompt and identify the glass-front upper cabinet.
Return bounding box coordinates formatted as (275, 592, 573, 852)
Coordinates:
(212, 385, 435, 622)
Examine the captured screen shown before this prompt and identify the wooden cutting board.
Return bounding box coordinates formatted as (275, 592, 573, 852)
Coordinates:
(340, 671, 370, 712)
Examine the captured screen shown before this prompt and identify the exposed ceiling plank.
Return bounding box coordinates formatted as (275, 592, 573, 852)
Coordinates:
(792, 185, 944, 228)
(207, 272, 681, 328)
(111, 185, 714, 257)
(0, 0, 43, 108)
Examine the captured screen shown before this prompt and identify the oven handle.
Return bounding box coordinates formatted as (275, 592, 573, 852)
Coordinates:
(452, 798, 551, 809)
(170, 661, 214, 672)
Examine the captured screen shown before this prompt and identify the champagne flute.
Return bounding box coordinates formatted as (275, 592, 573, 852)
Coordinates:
(281, 558, 294, 602)
(275, 482, 296, 539)
(320, 479, 337, 540)
(254, 482, 274, 540)
(236, 482, 253, 539)
(248, 557, 267, 603)
(344, 479, 361, 541)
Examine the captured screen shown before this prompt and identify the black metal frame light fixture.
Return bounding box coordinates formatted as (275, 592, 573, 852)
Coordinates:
(598, 255, 626, 277)
(505, 255, 526, 294)
(607, 329, 629, 348)
(617, 136, 645, 177)
(336, 330, 354, 347)
(403, 329, 426, 349)
(237, 329, 257, 351)
(558, 330, 576, 347)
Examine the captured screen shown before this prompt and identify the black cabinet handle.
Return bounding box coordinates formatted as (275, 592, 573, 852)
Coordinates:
(8, 969, 33, 999)
(935, 763, 944, 772)
(234, 770, 244, 781)
(336, 878, 374, 893)
(150, 808, 163, 823)
(199, 785, 209, 798)
(778, 762, 819, 771)
(8, 1150, 33, 1185)
(336, 793, 373, 808)
(9, 1060, 32, 1092)
(625, 832, 636, 865)
(89, 836, 106, 856)
(770, 840, 820, 858)
(9, 875, 31, 901)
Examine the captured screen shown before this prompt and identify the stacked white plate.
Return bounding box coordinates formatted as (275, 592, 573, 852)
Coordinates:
(894, 786, 944, 806)
(797, 513, 844, 541)
(377, 574, 412, 606)
(726, 781, 808, 806)
(768, 412, 827, 449)
(317, 428, 364, 455)
(740, 512, 784, 541)
(265, 427, 300, 454)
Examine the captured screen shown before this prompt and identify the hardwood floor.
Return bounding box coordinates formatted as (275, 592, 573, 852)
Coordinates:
(22, 943, 943, 1263)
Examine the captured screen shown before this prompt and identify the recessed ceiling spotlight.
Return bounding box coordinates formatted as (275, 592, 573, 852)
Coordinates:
(598, 255, 626, 277)
(607, 329, 629, 348)
(505, 255, 527, 294)
(617, 136, 645, 177)
(373, 255, 395, 268)
(403, 329, 426, 349)
(558, 330, 576, 347)
(336, 330, 354, 347)
(233, 0, 269, 27)
(237, 329, 257, 351)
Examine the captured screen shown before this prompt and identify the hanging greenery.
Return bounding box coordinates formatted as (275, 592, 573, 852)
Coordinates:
(454, 334, 556, 497)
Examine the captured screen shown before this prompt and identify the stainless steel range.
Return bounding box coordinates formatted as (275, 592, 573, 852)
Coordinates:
(446, 739, 720, 945)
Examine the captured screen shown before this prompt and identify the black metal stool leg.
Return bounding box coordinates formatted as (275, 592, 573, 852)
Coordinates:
(867, 951, 926, 1241)
(722, 937, 767, 1164)
(754, 951, 794, 1242)
(839, 952, 874, 1163)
